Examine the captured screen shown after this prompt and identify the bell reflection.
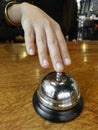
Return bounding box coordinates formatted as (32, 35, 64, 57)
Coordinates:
(83, 56, 88, 62)
(81, 43, 88, 62)
(5, 43, 28, 60)
(82, 43, 88, 52)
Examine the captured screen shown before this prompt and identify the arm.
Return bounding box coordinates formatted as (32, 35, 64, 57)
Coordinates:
(0, 0, 24, 41)
(0, 0, 71, 72)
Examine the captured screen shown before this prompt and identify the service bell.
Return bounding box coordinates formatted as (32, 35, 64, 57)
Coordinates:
(33, 72, 83, 122)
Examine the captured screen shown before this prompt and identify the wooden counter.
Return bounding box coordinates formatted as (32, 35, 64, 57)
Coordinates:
(0, 41, 98, 130)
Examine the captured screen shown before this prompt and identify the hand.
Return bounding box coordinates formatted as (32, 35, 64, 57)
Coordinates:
(18, 3, 71, 72)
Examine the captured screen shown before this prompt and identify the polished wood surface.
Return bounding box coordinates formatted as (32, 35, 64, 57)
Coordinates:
(0, 41, 98, 130)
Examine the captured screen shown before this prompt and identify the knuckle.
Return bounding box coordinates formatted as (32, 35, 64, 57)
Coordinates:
(56, 22, 61, 29)
(36, 38, 44, 45)
(48, 39, 58, 46)
(25, 30, 34, 41)
(39, 51, 46, 58)
(53, 21, 61, 30)
(44, 19, 51, 27)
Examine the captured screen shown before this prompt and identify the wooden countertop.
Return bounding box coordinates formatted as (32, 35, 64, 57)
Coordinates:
(0, 41, 98, 130)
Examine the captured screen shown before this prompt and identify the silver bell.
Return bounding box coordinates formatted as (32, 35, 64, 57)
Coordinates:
(33, 72, 83, 122)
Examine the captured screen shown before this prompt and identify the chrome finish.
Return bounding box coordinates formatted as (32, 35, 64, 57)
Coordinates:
(37, 72, 81, 110)
(56, 72, 62, 82)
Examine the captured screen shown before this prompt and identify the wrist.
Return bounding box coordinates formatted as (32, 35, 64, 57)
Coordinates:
(5, 1, 23, 26)
(20, 2, 34, 14)
(4, 1, 20, 26)
(19, 2, 36, 24)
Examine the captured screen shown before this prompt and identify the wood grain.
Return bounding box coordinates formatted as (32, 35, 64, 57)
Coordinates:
(0, 41, 98, 130)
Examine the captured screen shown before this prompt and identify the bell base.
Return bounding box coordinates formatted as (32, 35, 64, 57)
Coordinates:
(33, 91, 83, 123)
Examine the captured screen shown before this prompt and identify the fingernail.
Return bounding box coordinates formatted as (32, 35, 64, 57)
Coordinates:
(28, 49, 34, 55)
(42, 59, 49, 67)
(55, 62, 63, 72)
(64, 58, 71, 65)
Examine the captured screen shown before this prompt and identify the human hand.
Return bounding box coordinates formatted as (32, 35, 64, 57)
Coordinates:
(20, 3, 71, 72)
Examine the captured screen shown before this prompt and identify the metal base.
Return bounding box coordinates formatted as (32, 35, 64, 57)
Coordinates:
(33, 91, 83, 123)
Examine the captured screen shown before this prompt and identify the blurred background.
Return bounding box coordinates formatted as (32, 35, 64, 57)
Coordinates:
(76, 0, 98, 41)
